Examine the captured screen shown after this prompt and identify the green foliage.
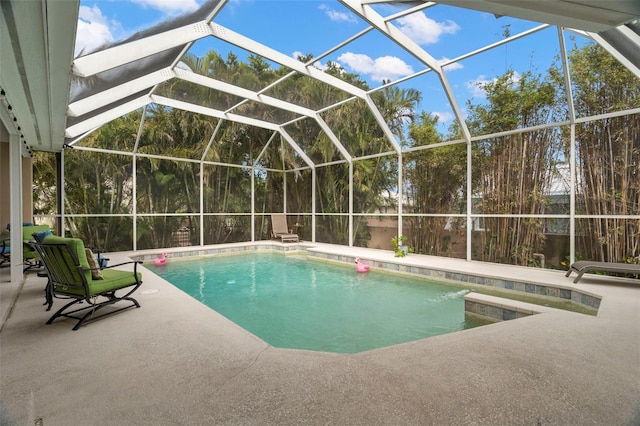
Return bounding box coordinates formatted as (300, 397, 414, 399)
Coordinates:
(32, 152, 57, 216)
(38, 49, 411, 249)
(391, 235, 409, 257)
(463, 69, 562, 265)
(29, 44, 639, 264)
(554, 44, 640, 262)
(405, 112, 466, 256)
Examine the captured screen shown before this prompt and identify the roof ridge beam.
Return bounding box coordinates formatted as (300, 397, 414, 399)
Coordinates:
(65, 95, 152, 138)
(72, 22, 212, 77)
(207, 23, 368, 99)
(67, 91, 285, 138)
(67, 68, 175, 117)
(153, 95, 281, 131)
(174, 68, 317, 117)
(588, 31, 640, 78)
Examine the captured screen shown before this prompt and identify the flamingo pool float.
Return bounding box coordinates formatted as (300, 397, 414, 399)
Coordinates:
(154, 252, 167, 266)
(355, 257, 370, 273)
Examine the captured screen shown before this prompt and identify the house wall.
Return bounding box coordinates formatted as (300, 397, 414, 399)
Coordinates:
(367, 217, 570, 269)
(366, 218, 396, 250)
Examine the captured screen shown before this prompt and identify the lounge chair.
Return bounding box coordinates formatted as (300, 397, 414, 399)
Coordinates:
(565, 260, 640, 283)
(271, 214, 299, 243)
(32, 235, 143, 330)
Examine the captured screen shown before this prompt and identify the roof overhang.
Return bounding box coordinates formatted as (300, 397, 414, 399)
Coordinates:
(0, 0, 79, 154)
(433, 0, 640, 32)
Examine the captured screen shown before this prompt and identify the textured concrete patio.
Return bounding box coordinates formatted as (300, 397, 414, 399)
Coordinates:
(1, 243, 639, 425)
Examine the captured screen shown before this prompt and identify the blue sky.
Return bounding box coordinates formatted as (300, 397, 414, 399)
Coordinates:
(76, 0, 590, 130)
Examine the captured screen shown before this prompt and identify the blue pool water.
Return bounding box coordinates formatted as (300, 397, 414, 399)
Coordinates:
(150, 253, 481, 353)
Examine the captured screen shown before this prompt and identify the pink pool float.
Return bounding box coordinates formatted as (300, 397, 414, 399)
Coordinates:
(154, 252, 167, 266)
(355, 257, 370, 273)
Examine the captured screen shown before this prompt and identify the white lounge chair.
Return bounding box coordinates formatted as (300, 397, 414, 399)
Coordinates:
(271, 214, 299, 243)
(566, 260, 640, 283)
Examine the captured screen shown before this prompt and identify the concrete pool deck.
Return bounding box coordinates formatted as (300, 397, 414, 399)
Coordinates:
(1, 242, 639, 425)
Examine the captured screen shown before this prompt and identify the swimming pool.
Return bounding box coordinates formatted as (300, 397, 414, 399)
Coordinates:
(150, 253, 482, 353)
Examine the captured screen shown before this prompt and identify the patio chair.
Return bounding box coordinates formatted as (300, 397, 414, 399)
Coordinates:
(22, 224, 51, 271)
(565, 260, 640, 283)
(31, 235, 143, 330)
(0, 234, 9, 267)
(271, 214, 299, 243)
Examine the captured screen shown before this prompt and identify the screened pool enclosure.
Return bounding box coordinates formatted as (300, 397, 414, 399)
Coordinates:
(2, 0, 639, 274)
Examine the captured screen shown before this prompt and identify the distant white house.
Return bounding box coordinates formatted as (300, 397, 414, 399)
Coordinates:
(366, 162, 575, 249)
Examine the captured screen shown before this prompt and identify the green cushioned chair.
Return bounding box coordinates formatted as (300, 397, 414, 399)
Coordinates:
(32, 235, 143, 330)
(0, 231, 9, 267)
(22, 224, 51, 271)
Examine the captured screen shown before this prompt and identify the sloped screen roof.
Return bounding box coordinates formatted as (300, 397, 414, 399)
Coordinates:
(1, 0, 639, 156)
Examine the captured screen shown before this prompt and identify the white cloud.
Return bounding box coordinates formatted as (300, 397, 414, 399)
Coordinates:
(74, 0, 202, 56)
(337, 52, 413, 82)
(75, 5, 114, 56)
(292, 51, 327, 70)
(433, 111, 455, 123)
(319, 4, 357, 23)
(466, 75, 491, 98)
(314, 62, 328, 71)
(466, 71, 521, 98)
(132, 0, 200, 14)
(396, 12, 460, 45)
(508, 71, 522, 84)
(438, 57, 463, 71)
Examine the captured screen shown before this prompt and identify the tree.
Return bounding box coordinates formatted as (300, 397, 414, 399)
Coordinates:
(466, 70, 561, 265)
(405, 113, 466, 256)
(562, 43, 640, 262)
(61, 112, 141, 250)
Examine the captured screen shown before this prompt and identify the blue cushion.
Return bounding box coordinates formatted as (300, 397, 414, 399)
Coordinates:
(33, 230, 53, 243)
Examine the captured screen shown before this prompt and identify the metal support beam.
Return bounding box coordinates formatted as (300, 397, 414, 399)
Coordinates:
(569, 125, 576, 265)
(349, 162, 353, 247)
(312, 167, 316, 242)
(9, 132, 22, 283)
(397, 153, 403, 240)
(73, 22, 212, 77)
(466, 140, 472, 261)
(56, 152, 63, 235)
(200, 161, 204, 246)
(251, 165, 255, 242)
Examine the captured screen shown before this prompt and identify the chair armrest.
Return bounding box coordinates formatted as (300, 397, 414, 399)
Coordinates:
(100, 260, 143, 274)
(81, 261, 142, 278)
(101, 260, 142, 268)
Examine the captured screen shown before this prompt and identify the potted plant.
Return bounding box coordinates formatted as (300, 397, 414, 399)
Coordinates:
(391, 235, 409, 257)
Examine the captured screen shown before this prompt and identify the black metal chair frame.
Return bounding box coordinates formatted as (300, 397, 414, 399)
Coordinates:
(0, 238, 9, 267)
(32, 241, 143, 330)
